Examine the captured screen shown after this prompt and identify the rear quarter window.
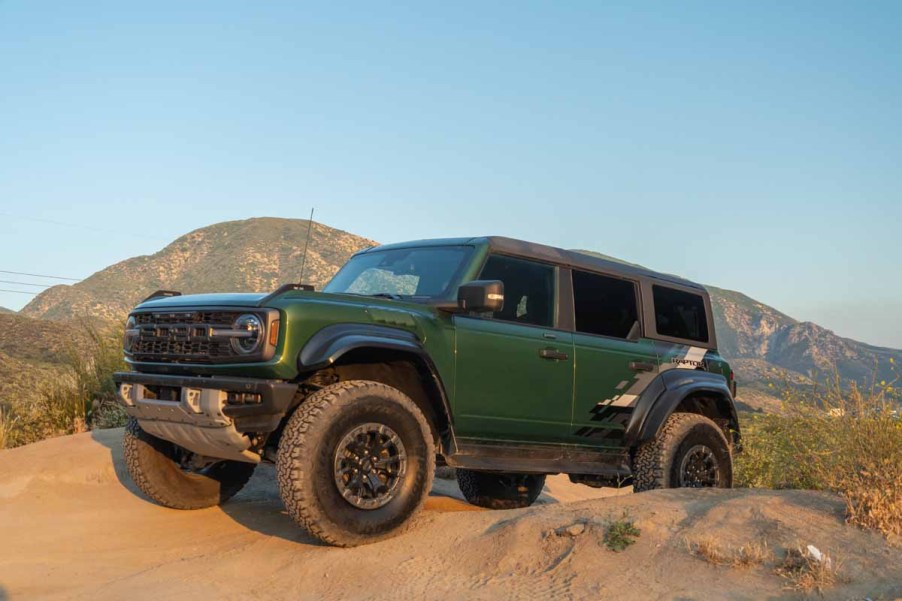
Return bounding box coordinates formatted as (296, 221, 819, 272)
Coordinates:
(652, 285, 709, 343)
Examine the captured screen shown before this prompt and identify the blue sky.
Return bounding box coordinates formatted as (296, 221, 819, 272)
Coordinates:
(1, 1, 900, 347)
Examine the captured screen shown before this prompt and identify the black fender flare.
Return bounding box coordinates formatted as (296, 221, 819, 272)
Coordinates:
(623, 369, 740, 448)
(297, 323, 456, 453)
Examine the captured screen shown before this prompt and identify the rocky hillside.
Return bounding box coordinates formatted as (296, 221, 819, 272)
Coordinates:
(709, 285, 900, 391)
(17, 218, 901, 397)
(0, 307, 14, 314)
(21, 218, 375, 322)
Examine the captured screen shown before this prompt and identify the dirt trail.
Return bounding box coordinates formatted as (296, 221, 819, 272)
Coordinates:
(1, 429, 900, 601)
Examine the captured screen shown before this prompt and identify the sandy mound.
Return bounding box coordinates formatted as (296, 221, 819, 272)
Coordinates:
(1, 430, 900, 601)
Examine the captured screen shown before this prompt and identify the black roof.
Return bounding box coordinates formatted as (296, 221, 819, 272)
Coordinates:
(362, 235, 706, 291)
(484, 236, 705, 291)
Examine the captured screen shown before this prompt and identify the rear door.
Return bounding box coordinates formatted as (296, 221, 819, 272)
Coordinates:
(453, 254, 574, 443)
(567, 269, 659, 448)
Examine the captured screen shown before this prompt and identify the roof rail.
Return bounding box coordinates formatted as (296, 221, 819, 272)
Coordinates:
(141, 290, 182, 303)
(257, 283, 314, 307)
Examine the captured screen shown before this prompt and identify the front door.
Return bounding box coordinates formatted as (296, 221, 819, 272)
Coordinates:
(453, 254, 574, 443)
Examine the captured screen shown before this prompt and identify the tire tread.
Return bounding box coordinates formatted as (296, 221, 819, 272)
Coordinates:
(276, 380, 435, 547)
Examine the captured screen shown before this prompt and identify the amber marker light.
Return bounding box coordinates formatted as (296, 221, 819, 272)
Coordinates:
(269, 319, 280, 346)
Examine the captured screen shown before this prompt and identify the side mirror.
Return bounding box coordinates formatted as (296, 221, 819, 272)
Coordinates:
(457, 280, 504, 313)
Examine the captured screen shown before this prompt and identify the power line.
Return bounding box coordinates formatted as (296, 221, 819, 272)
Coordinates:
(1, 212, 171, 241)
(0, 279, 52, 288)
(0, 269, 81, 282)
(0, 289, 37, 295)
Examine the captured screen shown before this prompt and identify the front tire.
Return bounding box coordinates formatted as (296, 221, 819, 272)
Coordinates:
(633, 412, 733, 492)
(122, 418, 256, 509)
(276, 380, 435, 547)
(456, 469, 546, 509)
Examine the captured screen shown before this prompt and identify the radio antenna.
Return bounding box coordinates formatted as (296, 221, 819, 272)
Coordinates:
(299, 207, 315, 284)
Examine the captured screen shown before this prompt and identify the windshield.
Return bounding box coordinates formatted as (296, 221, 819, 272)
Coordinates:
(324, 246, 472, 299)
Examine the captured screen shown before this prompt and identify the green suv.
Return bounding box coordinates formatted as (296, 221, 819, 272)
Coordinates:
(114, 236, 740, 546)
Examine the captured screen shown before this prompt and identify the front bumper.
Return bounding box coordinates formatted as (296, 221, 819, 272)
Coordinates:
(114, 372, 298, 463)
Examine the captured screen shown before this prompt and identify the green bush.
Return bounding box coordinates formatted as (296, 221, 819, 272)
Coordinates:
(603, 513, 641, 552)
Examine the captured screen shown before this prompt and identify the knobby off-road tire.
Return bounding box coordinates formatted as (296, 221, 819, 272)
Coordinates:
(122, 418, 256, 509)
(276, 380, 435, 547)
(456, 469, 546, 509)
(632, 412, 733, 492)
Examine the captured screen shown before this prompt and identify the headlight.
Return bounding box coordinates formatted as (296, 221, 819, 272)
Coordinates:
(231, 314, 264, 355)
(123, 316, 139, 353)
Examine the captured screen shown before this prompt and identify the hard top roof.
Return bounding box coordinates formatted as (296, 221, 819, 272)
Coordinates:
(360, 236, 705, 291)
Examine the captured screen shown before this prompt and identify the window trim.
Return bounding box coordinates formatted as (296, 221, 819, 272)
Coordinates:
(462, 252, 564, 331)
(640, 280, 717, 349)
(564, 267, 644, 343)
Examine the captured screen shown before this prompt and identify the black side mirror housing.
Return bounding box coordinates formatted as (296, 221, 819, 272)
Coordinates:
(457, 280, 504, 313)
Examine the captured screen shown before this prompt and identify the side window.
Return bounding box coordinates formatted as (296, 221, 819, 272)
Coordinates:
(652, 285, 709, 343)
(572, 270, 639, 339)
(478, 255, 555, 327)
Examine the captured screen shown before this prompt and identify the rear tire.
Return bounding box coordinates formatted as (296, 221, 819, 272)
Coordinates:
(276, 380, 435, 547)
(456, 469, 546, 509)
(633, 412, 733, 492)
(122, 418, 256, 509)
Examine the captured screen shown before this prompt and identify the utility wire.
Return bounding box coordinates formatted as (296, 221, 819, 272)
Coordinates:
(0, 289, 37, 295)
(0, 269, 81, 282)
(0, 279, 52, 288)
(0, 212, 171, 240)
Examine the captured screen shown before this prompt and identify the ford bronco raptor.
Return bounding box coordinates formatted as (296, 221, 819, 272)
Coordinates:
(114, 237, 739, 547)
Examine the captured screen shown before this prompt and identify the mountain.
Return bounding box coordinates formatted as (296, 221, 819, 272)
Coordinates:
(0, 307, 14, 314)
(18, 218, 901, 400)
(708, 284, 900, 390)
(21, 218, 376, 322)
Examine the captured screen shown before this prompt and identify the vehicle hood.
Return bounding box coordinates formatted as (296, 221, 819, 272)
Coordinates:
(135, 292, 267, 310)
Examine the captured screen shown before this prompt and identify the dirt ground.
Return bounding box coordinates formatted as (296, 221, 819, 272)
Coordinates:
(1, 429, 900, 601)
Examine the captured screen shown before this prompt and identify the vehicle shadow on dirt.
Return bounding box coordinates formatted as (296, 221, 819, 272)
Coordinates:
(89, 429, 323, 545)
(90, 429, 479, 546)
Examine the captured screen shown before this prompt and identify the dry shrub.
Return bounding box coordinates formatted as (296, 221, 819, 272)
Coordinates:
(776, 546, 843, 593)
(734, 540, 772, 567)
(1, 321, 126, 448)
(687, 536, 772, 568)
(735, 363, 902, 539)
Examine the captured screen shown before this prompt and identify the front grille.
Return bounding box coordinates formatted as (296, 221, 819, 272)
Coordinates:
(130, 310, 244, 364)
(134, 311, 238, 327)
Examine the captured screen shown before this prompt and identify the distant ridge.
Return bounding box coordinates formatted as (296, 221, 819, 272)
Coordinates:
(21, 218, 375, 322)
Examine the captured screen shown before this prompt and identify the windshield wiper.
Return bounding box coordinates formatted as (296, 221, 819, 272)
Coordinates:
(368, 293, 404, 300)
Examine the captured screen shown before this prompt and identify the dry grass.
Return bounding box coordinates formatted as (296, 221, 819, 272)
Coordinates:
(687, 536, 772, 568)
(735, 362, 902, 539)
(776, 545, 843, 593)
(687, 536, 844, 592)
(0, 406, 15, 449)
(0, 321, 126, 449)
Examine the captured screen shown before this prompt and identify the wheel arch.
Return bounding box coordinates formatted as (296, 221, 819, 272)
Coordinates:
(297, 324, 455, 454)
(624, 370, 740, 449)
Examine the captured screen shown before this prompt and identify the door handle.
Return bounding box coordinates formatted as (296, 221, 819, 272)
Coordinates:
(629, 361, 656, 372)
(539, 348, 569, 361)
